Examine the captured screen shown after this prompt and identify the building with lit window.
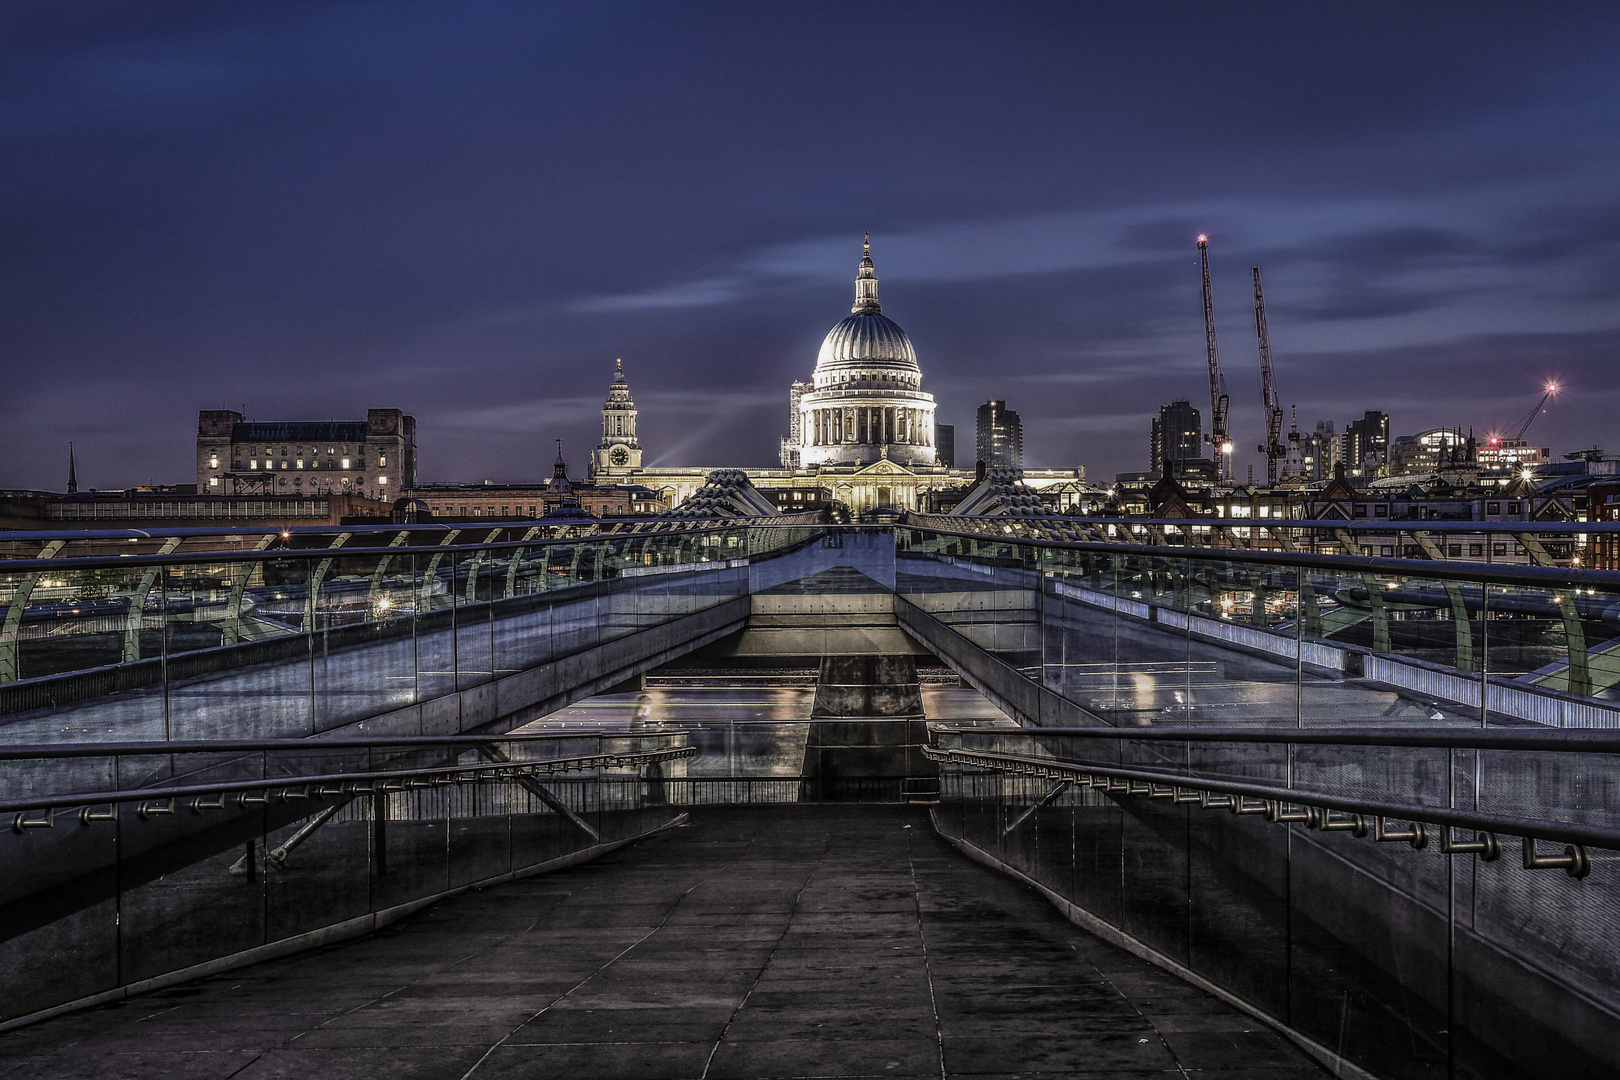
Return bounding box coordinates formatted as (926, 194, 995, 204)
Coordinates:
(1149, 401, 1203, 473)
(1477, 436, 1550, 471)
(196, 409, 417, 501)
(976, 400, 1023, 469)
(1344, 410, 1390, 478)
(403, 482, 665, 520)
(1388, 427, 1473, 478)
(1589, 481, 1620, 570)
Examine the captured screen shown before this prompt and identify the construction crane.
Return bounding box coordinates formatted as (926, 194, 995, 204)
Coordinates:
(1252, 266, 1285, 485)
(1197, 235, 1232, 482)
(1508, 380, 1561, 442)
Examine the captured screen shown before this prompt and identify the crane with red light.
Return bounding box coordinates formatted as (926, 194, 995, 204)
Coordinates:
(1252, 266, 1285, 485)
(1512, 381, 1561, 442)
(1197, 235, 1232, 482)
(1486, 381, 1562, 452)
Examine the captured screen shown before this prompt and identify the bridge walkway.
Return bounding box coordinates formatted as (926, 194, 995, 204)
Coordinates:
(0, 806, 1323, 1079)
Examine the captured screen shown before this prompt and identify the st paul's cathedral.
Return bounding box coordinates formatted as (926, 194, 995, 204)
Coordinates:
(587, 236, 1083, 513)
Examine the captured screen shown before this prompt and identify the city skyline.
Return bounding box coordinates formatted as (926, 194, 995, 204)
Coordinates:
(4, 3, 1619, 490)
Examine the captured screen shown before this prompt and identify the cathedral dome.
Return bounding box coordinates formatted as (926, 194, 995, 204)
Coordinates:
(811, 234, 922, 386)
(816, 312, 918, 371)
(794, 235, 938, 470)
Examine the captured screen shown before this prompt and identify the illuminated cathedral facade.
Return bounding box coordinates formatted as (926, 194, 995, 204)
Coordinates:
(588, 236, 1082, 513)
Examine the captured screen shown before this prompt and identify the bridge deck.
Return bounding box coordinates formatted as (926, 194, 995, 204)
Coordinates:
(0, 807, 1323, 1079)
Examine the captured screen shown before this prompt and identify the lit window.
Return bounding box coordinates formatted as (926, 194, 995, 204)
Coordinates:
(378, 476, 387, 487)
(249, 461, 258, 470)
(296, 460, 304, 469)
(281, 460, 288, 469)
(341, 458, 350, 468)
(209, 477, 219, 487)
(380, 455, 387, 467)
(209, 456, 218, 468)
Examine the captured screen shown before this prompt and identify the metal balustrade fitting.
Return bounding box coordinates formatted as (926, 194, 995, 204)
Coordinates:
(928, 745, 1608, 877)
(0, 744, 695, 828)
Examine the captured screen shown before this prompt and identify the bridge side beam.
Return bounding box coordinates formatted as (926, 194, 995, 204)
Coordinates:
(504, 526, 547, 599)
(462, 528, 504, 605)
(1516, 531, 1590, 696)
(1408, 531, 1477, 672)
(122, 536, 183, 664)
(419, 529, 463, 612)
(0, 540, 68, 684)
(366, 530, 412, 611)
(1264, 525, 1321, 638)
(223, 534, 279, 646)
(302, 532, 353, 634)
(1335, 529, 1390, 653)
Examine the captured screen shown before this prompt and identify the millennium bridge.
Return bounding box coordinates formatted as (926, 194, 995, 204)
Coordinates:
(2, 480, 1619, 1079)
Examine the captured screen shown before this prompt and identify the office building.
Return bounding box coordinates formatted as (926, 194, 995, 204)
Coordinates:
(976, 400, 1023, 469)
(1344, 410, 1390, 478)
(1150, 401, 1203, 473)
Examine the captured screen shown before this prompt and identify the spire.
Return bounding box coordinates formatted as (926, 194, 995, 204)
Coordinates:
(67, 442, 78, 494)
(852, 232, 881, 315)
(553, 439, 567, 478)
(607, 357, 631, 398)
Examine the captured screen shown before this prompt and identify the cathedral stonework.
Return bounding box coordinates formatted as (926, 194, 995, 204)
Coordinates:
(585, 235, 1083, 514)
(789, 235, 938, 468)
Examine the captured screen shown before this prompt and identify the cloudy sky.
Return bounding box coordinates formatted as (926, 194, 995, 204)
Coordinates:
(3, 2, 1618, 489)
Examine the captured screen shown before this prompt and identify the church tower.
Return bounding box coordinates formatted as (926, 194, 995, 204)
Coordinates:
(592, 358, 642, 476)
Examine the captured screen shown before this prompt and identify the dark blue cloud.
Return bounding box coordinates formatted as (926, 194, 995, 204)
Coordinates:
(1, 1, 1618, 488)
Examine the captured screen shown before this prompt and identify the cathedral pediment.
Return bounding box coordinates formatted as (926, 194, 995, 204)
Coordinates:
(850, 458, 914, 477)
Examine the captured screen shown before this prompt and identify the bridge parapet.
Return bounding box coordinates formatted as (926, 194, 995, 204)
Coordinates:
(930, 722, 1620, 1079)
(0, 730, 694, 1028)
(898, 520, 1620, 728)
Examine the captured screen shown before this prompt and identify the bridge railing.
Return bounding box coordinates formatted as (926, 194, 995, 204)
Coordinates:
(0, 729, 693, 1029)
(927, 721, 1620, 1079)
(904, 512, 1619, 568)
(897, 522, 1620, 728)
(0, 521, 757, 739)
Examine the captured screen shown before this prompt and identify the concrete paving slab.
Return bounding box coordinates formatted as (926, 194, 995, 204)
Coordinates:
(3, 805, 1327, 1079)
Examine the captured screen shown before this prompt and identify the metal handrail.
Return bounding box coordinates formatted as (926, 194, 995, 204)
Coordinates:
(931, 724, 1620, 753)
(902, 522, 1620, 589)
(0, 524, 751, 575)
(927, 745, 1613, 865)
(0, 730, 689, 761)
(922, 514, 1620, 536)
(2, 745, 695, 819)
(0, 514, 834, 546)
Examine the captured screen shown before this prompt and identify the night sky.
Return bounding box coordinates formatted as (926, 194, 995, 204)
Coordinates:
(4, 2, 1618, 490)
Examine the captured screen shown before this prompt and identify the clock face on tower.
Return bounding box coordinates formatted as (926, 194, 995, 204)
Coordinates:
(610, 445, 630, 466)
